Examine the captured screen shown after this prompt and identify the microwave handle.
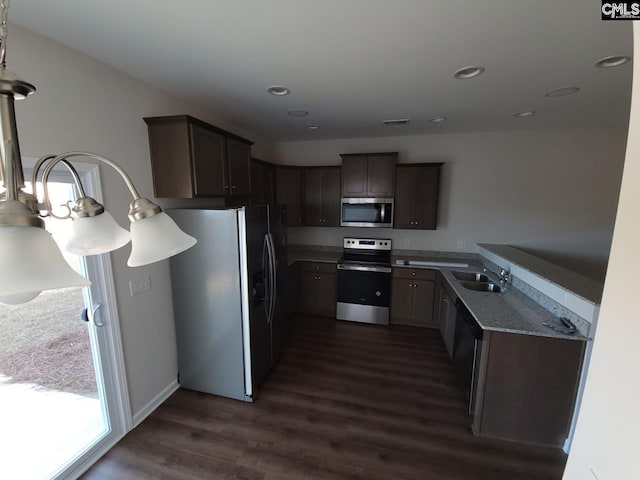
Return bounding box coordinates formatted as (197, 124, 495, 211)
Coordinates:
(381, 203, 386, 222)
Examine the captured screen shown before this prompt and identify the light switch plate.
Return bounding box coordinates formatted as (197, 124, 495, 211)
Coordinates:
(129, 275, 151, 296)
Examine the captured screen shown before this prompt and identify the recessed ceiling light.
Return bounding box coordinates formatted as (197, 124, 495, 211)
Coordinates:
(267, 85, 290, 96)
(594, 55, 631, 68)
(287, 110, 309, 117)
(383, 119, 411, 126)
(545, 86, 580, 97)
(514, 111, 535, 118)
(430, 117, 447, 123)
(306, 124, 320, 130)
(453, 65, 485, 79)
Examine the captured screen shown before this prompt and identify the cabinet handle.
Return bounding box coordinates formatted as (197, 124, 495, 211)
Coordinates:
(411, 272, 416, 277)
(444, 298, 449, 304)
(415, 221, 419, 225)
(231, 185, 236, 190)
(224, 185, 230, 190)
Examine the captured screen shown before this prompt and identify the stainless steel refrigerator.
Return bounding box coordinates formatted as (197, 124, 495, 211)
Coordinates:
(166, 205, 287, 402)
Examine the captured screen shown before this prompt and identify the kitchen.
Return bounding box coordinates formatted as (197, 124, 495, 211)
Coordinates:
(3, 1, 638, 479)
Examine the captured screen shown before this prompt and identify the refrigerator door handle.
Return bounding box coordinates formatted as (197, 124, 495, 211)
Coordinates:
(262, 233, 271, 322)
(267, 233, 277, 322)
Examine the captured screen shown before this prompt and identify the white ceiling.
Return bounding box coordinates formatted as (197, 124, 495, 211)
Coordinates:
(9, 0, 634, 142)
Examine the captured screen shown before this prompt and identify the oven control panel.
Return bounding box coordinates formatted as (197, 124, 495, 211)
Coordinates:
(343, 237, 392, 251)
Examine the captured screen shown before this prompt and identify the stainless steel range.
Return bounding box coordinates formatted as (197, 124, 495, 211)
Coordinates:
(336, 237, 392, 325)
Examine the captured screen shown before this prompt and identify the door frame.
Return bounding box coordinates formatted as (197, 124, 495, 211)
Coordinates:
(23, 157, 132, 479)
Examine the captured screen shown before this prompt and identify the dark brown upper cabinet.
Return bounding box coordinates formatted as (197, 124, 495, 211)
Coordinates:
(394, 163, 442, 230)
(144, 115, 253, 198)
(303, 167, 341, 226)
(250, 158, 275, 205)
(339, 152, 397, 198)
(275, 166, 303, 226)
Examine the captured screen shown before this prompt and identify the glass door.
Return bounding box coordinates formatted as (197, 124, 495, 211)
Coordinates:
(0, 161, 130, 480)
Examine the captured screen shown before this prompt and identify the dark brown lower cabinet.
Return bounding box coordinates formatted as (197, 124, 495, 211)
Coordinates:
(390, 268, 437, 327)
(472, 331, 585, 447)
(286, 262, 300, 315)
(299, 262, 337, 317)
(436, 275, 457, 358)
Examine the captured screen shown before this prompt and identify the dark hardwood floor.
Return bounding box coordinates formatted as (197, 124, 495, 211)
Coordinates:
(82, 315, 567, 480)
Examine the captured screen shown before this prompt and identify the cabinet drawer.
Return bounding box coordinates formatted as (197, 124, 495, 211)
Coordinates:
(299, 261, 337, 273)
(392, 267, 436, 281)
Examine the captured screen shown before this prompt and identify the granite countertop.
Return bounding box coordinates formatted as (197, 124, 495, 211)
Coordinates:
(287, 246, 587, 341)
(478, 243, 603, 305)
(392, 251, 586, 341)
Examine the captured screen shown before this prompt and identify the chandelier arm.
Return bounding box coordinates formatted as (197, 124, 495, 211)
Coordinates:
(33, 155, 88, 214)
(41, 151, 143, 201)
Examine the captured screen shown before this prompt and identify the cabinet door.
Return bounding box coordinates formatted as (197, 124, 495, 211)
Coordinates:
(275, 167, 303, 226)
(263, 164, 275, 205)
(316, 273, 337, 317)
(147, 119, 194, 198)
(251, 159, 266, 204)
(287, 262, 301, 315)
(322, 167, 341, 227)
(390, 277, 414, 324)
(303, 168, 323, 226)
(413, 165, 440, 230)
(393, 166, 417, 228)
(340, 156, 368, 197)
(191, 124, 227, 196)
(300, 271, 319, 312)
(407, 280, 436, 327)
(251, 160, 275, 205)
(227, 138, 252, 196)
(444, 293, 457, 358)
(367, 154, 396, 197)
(438, 285, 449, 340)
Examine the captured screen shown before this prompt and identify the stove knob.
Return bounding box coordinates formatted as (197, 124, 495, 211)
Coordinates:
(376, 291, 382, 297)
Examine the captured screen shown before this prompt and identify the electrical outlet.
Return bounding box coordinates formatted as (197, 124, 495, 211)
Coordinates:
(456, 240, 467, 249)
(129, 275, 151, 296)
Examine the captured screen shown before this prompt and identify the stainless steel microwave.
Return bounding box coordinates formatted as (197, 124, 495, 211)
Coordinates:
(340, 198, 394, 228)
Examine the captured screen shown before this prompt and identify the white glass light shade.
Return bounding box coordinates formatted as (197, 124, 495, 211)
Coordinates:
(0, 225, 91, 304)
(127, 212, 197, 267)
(65, 211, 131, 256)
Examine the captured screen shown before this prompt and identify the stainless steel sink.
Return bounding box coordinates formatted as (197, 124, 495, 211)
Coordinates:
(452, 271, 490, 282)
(460, 281, 503, 293)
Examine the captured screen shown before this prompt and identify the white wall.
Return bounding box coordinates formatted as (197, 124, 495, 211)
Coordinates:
(9, 25, 273, 416)
(563, 24, 639, 480)
(274, 128, 627, 281)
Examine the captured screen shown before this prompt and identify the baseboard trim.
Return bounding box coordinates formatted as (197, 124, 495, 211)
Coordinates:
(65, 434, 124, 480)
(132, 380, 180, 427)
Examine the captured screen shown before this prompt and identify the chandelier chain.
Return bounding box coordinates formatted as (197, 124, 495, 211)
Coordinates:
(0, 0, 9, 68)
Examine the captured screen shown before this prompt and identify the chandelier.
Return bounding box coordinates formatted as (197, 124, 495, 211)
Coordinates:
(0, 0, 197, 305)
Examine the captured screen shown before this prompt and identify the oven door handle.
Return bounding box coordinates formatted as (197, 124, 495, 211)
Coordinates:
(337, 264, 392, 273)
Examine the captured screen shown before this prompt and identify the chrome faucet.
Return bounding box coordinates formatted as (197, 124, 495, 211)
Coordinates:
(499, 268, 510, 291)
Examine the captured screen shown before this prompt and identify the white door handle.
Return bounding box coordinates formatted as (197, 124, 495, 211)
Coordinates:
(81, 304, 104, 327)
